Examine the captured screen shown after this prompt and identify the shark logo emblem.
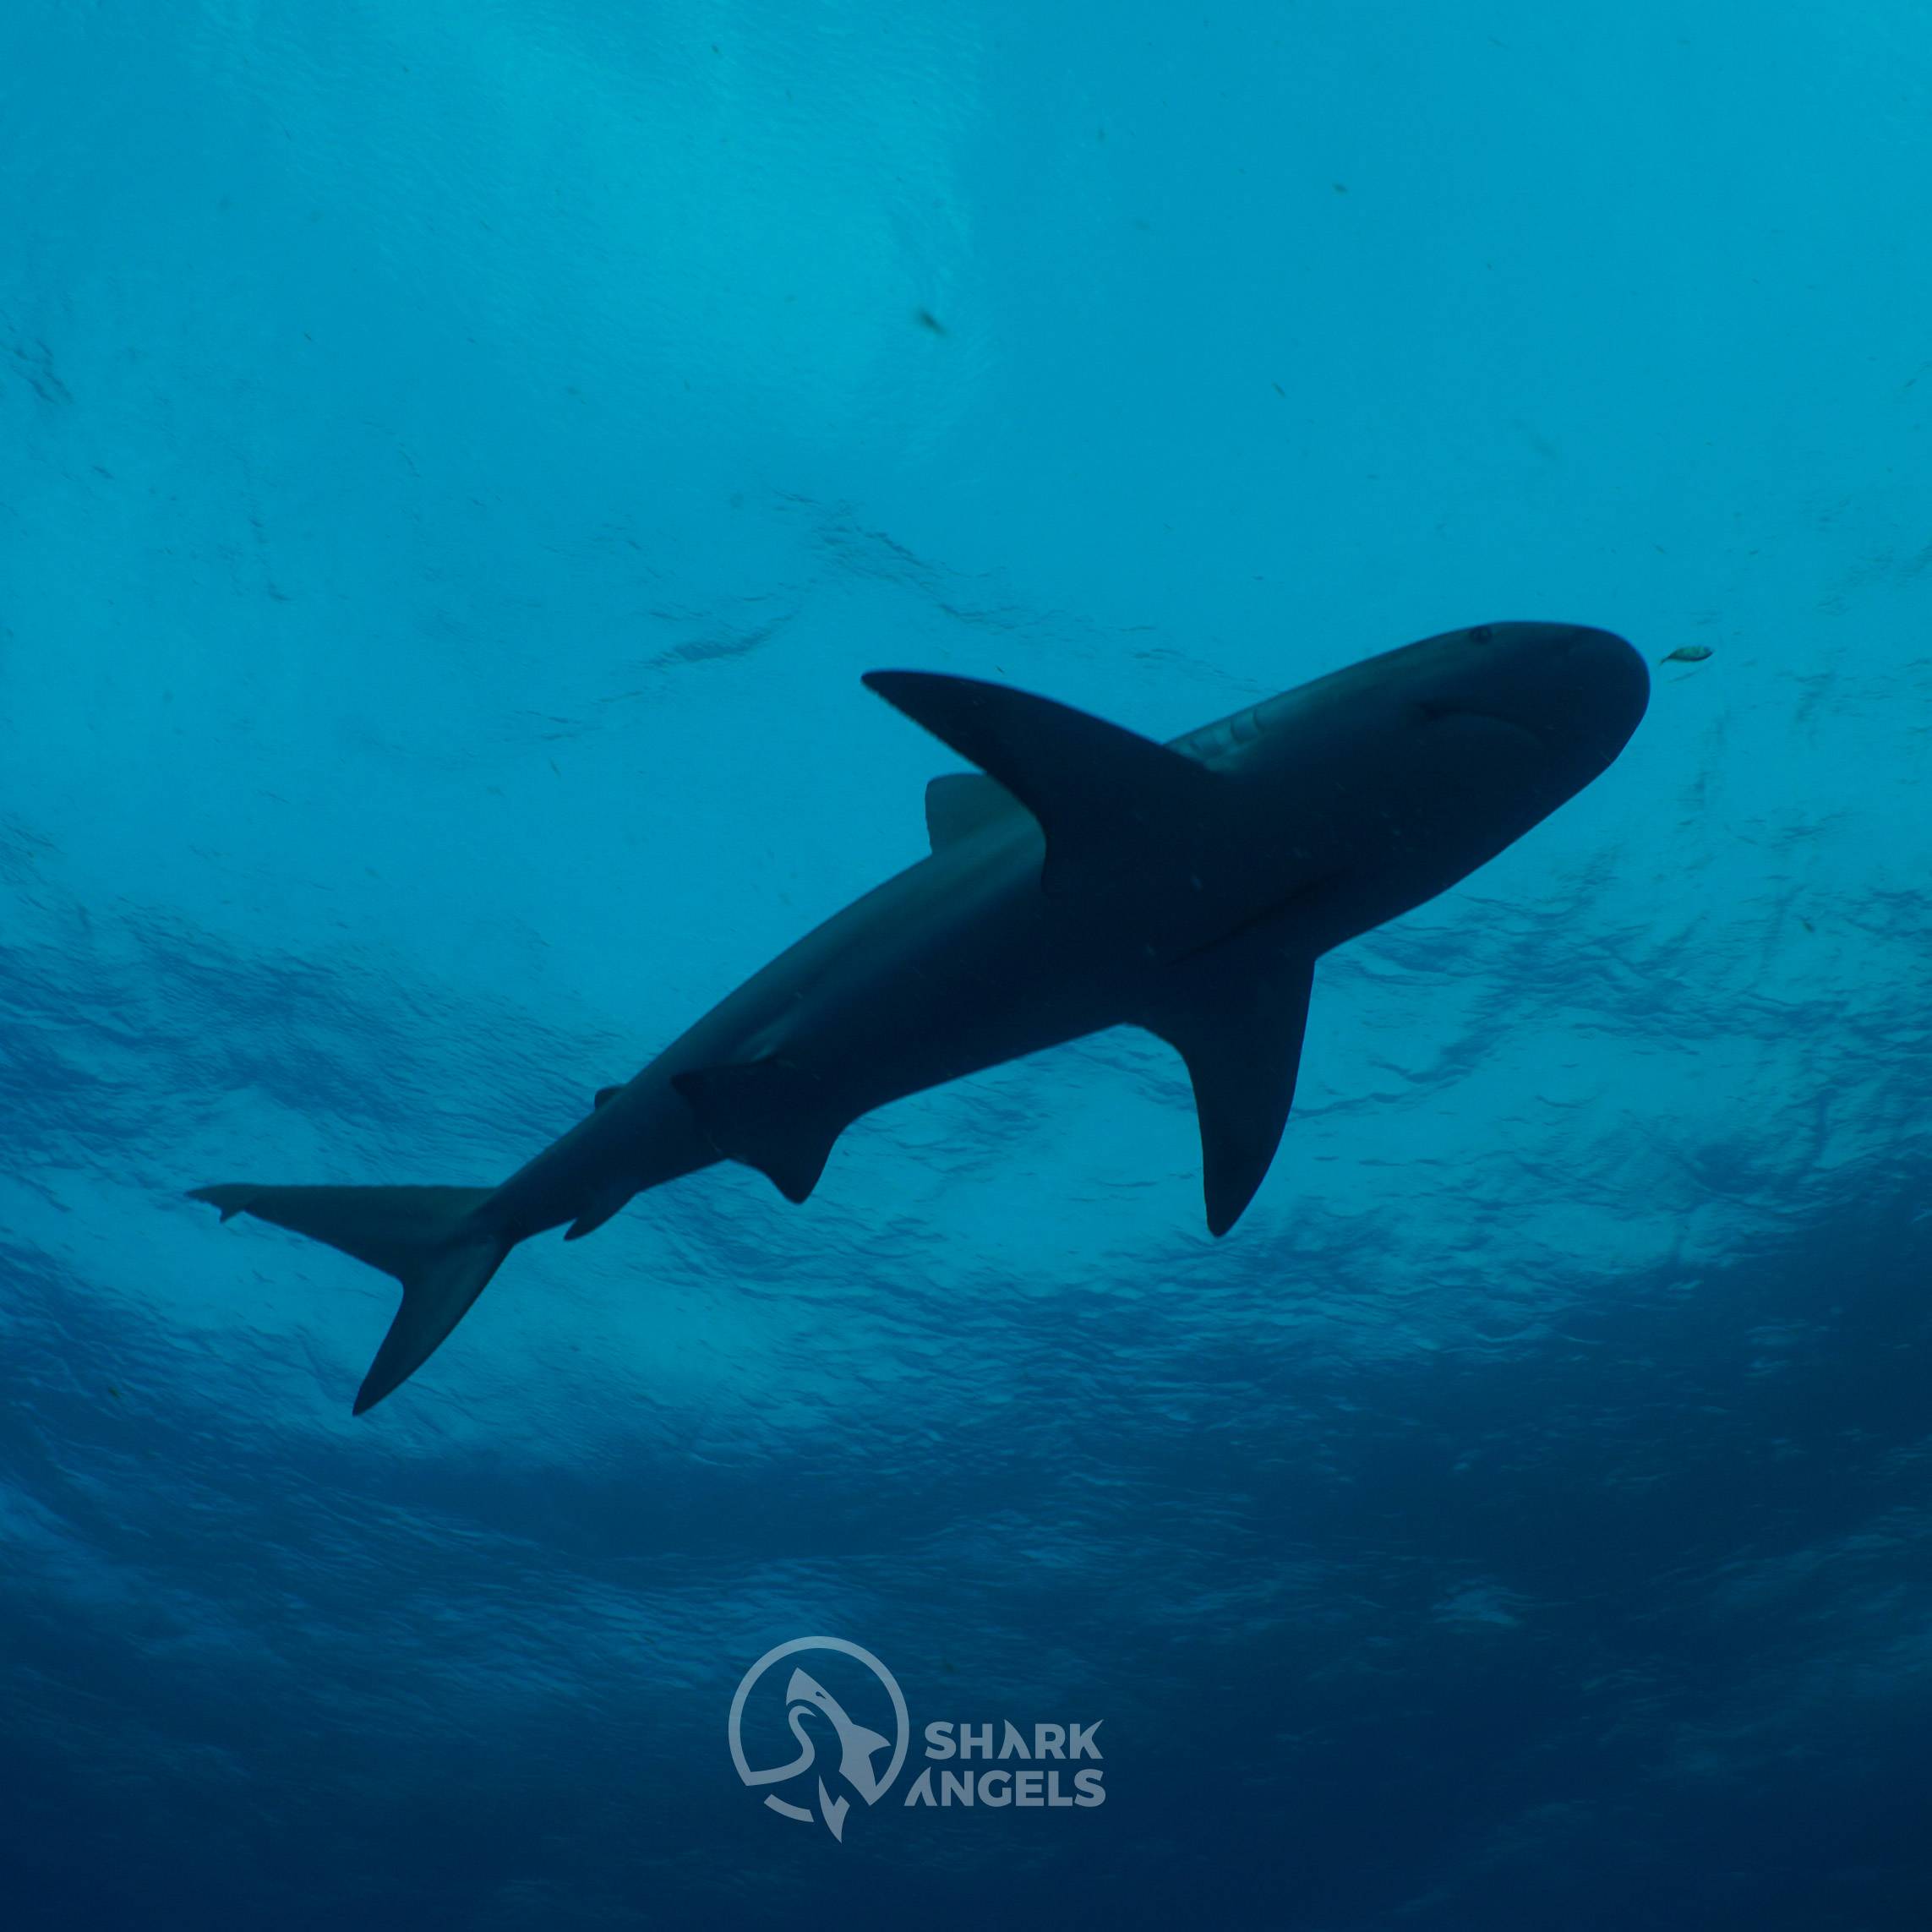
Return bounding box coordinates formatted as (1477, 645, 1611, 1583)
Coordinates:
(728, 1638, 910, 1842)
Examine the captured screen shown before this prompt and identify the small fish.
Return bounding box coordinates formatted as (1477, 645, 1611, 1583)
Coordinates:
(1659, 644, 1713, 665)
(914, 308, 948, 336)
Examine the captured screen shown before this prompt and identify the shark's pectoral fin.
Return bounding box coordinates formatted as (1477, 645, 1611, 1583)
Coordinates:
(1142, 936, 1315, 1237)
(867, 671, 1223, 893)
(672, 1059, 844, 1204)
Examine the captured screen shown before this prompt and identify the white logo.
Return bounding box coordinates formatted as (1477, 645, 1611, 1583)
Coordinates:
(729, 1637, 1105, 1843)
(727, 1637, 911, 1842)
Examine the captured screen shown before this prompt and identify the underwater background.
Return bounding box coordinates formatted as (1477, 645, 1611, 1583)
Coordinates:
(4, 2, 1932, 1926)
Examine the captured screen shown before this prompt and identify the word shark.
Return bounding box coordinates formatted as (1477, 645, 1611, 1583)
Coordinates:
(190, 622, 1648, 1413)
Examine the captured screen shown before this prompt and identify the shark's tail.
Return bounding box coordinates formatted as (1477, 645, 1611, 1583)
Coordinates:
(187, 1183, 509, 1414)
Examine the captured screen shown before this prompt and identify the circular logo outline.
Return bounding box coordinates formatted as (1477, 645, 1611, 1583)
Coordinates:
(728, 1635, 911, 1820)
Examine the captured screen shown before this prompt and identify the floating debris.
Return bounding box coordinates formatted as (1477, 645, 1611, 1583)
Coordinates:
(1660, 644, 1714, 664)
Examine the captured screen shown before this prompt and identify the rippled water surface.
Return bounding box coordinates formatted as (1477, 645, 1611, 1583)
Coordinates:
(4, 3, 1932, 1926)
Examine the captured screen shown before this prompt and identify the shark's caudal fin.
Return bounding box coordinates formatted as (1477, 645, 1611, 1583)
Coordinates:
(186, 1183, 507, 1414)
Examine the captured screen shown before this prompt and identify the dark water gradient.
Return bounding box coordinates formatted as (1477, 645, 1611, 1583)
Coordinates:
(4, 1, 1932, 1926)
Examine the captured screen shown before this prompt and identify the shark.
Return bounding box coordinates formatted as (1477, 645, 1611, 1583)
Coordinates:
(738, 1668, 897, 1841)
(189, 620, 1649, 1414)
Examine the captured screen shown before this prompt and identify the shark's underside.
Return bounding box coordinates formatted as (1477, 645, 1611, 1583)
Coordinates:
(190, 621, 1649, 1412)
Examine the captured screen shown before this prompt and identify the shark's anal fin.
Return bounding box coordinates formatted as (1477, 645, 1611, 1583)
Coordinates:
(867, 671, 1224, 893)
(924, 771, 1027, 849)
(565, 1174, 636, 1242)
(1141, 933, 1315, 1237)
(672, 1059, 844, 1204)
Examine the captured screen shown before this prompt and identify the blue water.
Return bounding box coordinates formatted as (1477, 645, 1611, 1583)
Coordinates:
(5, 3, 1932, 1926)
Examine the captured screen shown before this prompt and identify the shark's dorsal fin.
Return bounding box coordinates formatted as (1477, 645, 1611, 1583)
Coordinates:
(866, 671, 1222, 893)
(672, 1059, 844, 1203)
(924, 772, 1027, 850)
(592, 1085, 623, 1110)
(1141, 931, 1315, 1236)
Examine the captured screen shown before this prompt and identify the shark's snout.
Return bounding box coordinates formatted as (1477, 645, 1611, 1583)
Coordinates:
(1557, 624, 1651, 760)
(1433, 622, 1646, 773)
(1555, 623, 1642, 674)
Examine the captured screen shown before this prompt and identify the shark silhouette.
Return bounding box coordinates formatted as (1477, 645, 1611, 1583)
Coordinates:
(189, 622, 1648, 1412)
(736, 1667, 897, 1840)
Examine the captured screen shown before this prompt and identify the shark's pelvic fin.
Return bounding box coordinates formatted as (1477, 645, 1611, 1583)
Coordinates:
(924, 772, 1027, 850)
(1141, 937, 1315, 1236)
(866, 671, 1223, 894)
(672, 1059, 844, 1203)
(185, 1183, 507, 1413)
